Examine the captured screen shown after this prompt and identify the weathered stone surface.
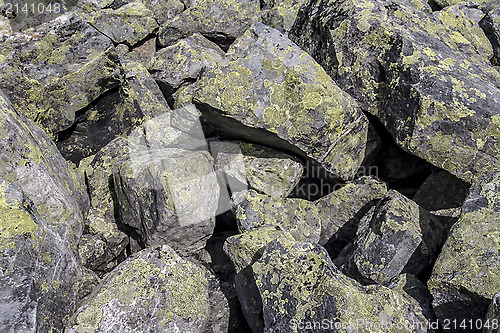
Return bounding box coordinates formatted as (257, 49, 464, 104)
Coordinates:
(428, 171, 500, 328)
(141, 0, 184, 25)
(290, 0, 500, 183)
(433, 0, 498, 11)
(149, 34, 224, 99)
(0, 273, 37, 333)
(65, 245, 210, 333)
(89, 2, 158, 45)
(194, 23, 369, 180)
(314, 176, 388, 256)
(0, 13, 122, 134)
(157, 0, 260, 50)
(233, 189, 321, 243)
(481, 8, 500, 66)
(252, 237, 428, 333)
(435, 4, 493, 61)
(340, 190, 444, 285)
(485, 292, 500, 333)
(259, 0, 307, 35)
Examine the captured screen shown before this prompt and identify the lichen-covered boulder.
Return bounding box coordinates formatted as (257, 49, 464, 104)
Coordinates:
(65, 245, 210, 333)
(158, 0, 260, 50)
(194, 23, 369, 180)
(0, 13, 122, 135)
(251, 237, 428, 333)
(149, 33, 224, 99)
(290, 0, 500, 183)
(233, 189, 321, 243)
(481, 8, 500, 66)
(340, 190, 444, 285)
(88, 2, 158, 45)
(314, 176, 388, 256)
(259, 0, 307, 35)
(140, 0, 184, 25)
(0, 177, 88, 333)
(428, 171, 500, 328)
(485, 292, 500, 333)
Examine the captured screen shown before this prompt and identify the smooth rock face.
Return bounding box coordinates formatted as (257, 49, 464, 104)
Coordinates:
(233, 189, 321, 243)
(340, 190, 444, 285)
(314, 176, 388, 254)
(428, 171, 500, 328)
(158, 0, 260, 50)
(251, 238, 428, 333)
(194, 23, 369, 180)
(0, 13, 121, 135)
(290, 0, 500, 183)
(65, 245, 210, 333)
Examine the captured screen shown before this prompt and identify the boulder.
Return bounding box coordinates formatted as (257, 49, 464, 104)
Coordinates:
(339, 190, 444, 285)
(259, 0, 307, 35)
(251, 237, 428, 332)
(88, 2, 158, 45)
(290, 0, 500, 183)
(157, 0, 260, 50)
(428, 171, 500, 329)
(140, 0, 184, 26)
(0, 13, 122, 135)
(65, 245, 210, 332)
(232, 189, 321, 243)
(314, 176, 388, 256)
(194, 23, 369, 181)
(481, 8, 500, 66)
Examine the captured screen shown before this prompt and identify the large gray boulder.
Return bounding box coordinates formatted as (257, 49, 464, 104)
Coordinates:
(194, 23, 369, 181)
(290, 0, 500, 183)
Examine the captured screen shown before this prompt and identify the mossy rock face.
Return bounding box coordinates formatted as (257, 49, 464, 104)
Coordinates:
(0, 13, 122, 135)
(484, 292, 500, 333)
(251, 237, 428, 333)
(194, 23, 369, 181)
(290, 0, 500, 183)
(65, 245, 210, 333)
(314, 176, 388, 254)
(57, 60, 169, 163)
(88, 2, 158, 46)
(148, 33, 225, 97)
(157, 0, 260, 50)
(0, 177, 86, 333)
(259, 0, 308, 35)
(434, 5, 493, 61)
(232, 189, 321, 243)
(0, 89, 88, 246)
(339, 190, 444, 285)
(428, 171, 500, 328)
(481, 8, 500, 66)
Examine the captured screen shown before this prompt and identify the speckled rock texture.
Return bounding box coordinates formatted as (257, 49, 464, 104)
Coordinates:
(65, 245, 210, 333)
(428, 171, 500, 329)
(259, 0, 307, 35)
(290, 0, 500, 183)
(194, 23, 369, 181)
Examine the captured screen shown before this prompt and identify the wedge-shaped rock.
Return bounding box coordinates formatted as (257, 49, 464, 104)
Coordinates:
(0, 13, 121, 134)
(65, 246, 210, 333)
(194, 23, 369, 180)
(89, 2, 158, 45)
(341, 190, 444, 285)
(428, 171, 500, 328)
(290, 0, 500, 183)
(252, 238, 428, 333)
(232, 189, 321, 243)
(158, 0, 260, 50)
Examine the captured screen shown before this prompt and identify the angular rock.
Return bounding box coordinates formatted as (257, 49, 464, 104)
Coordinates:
(233, 189, 321, 243)
(0, 13, 122, 134)
(89, 2, 158, 46)
(290, 0, 500, 183)
(481, 8, 500, 66)
(251, 237, 428, 332)
(65, 245, 210, 333)
(194, 23, 369, 181)
(428, 171, 500, 328)
(140, 0, 184, 26)
(340, 190, 444, 285)
(158, 0, 260, 50)
(314, 176, 388, 256)
(149, 34, 224, 99)
(259, 0, 307, 35)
